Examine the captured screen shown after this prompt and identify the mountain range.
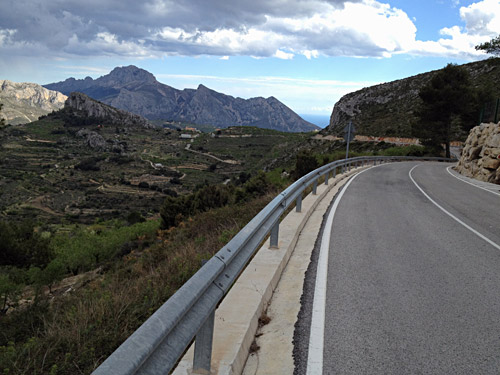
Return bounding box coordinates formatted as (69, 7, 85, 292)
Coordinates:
(0, 80, 67, 125)
(44, 66, 318, 133)
(327, 57, 500, 137)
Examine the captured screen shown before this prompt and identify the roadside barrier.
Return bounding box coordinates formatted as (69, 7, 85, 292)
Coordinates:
(92, 156, 454, 375)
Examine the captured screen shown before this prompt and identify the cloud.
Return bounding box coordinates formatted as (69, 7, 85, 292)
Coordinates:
(408, 0, 500, 58)
(0, 0, 499, 61)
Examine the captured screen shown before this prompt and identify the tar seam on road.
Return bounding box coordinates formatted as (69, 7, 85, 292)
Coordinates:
(305, 166, 375, 375)
(446, 166, 500, 197)
(410, 164, 500, 251)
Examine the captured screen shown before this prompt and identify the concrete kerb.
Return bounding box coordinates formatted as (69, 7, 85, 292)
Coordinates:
(173, 166, 366, 375)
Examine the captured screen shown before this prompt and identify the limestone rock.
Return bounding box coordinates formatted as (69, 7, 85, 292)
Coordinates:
(76, 128, 106, 150)
(65, 92, 154, 129)
(326, 58, 500, 137)
(0, 80, 67, 125)
(456, 122, 500, 184)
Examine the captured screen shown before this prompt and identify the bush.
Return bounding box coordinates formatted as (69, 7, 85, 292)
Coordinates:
(75, 157, 103, 171)
(293, 150, 319, 179)
(0, 221, 53, 268)
(160, 173, 274, 229)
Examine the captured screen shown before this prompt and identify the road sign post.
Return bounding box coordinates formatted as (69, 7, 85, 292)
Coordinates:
(344, 121, 355, 159)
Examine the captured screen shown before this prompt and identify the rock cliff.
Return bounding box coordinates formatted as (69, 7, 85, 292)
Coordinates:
(65, 92, 154, 129)
(0, 80, 67, 125)
(45, 66, 318, 132)
(327, 58, 500, 137)
(456, 122, 500, 184)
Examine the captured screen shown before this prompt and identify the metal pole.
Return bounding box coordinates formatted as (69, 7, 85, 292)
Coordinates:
(494, 98, 499, 123)
(269, 222, 279, 248)
(324, 172, 329, 185)
(345, 120, 351, 160)
(312, 179, 318, 195)
(193, 309, 215, 374)
(296, 193, 302, 213)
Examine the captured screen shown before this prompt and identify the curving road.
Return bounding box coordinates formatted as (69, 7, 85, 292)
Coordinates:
(307, 162, 500, 374)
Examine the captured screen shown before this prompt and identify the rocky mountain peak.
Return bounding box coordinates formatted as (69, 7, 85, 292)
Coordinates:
(65, 92, 154, 129)
(105, 65, 157, 85)
(0, 80, 67, 125)
(44, 66, 319, 132)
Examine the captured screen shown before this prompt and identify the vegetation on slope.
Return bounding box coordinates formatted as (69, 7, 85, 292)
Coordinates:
(1, 101, 433, 374)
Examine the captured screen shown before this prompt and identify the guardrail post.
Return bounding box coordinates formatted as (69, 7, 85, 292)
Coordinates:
(193, 309, 215, 374)
(296, 193, 302, 213)
(312, 179, 318, 195)
(269, 221, 279, 248)
(332, 167, 337, 178)
(324, 172, 329, 185)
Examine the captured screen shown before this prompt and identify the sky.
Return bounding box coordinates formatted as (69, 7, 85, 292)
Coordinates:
(1, 0, 499, 123)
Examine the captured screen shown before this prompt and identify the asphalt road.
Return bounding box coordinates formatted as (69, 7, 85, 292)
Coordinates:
(315, 162, 500, 374)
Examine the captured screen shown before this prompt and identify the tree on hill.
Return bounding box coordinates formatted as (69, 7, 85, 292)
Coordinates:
(413, 64, 477, 158)
(475, 35, 500, 56)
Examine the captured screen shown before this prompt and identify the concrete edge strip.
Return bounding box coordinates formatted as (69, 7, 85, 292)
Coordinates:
(410, 165, 500, 251)
(173, 167, 367, 375)
(306, 166, 374, 375)
(446, 166, 500, 197)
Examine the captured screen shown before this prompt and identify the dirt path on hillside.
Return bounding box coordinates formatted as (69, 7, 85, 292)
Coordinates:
(28, 195, 63, 216)
(185, 143, 240, 165)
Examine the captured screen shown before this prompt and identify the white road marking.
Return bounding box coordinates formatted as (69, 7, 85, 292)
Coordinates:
(306, 166, 374, 375)
(446, 166, 500, 197)
(410, 165, 500, 251)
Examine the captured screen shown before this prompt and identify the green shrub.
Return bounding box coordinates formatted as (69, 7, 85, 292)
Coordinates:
(293, 150, 319, 179)
(0, 221, 52, 269)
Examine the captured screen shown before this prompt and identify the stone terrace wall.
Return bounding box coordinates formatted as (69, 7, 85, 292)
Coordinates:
(456, 122, 500, 184)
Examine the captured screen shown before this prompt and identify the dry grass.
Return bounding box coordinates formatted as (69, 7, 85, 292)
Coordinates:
(0, 193, 277, 374)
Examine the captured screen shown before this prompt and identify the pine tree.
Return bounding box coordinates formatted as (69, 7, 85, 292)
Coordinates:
(413, 64, 476, 158)
(475, 35, 500, 56)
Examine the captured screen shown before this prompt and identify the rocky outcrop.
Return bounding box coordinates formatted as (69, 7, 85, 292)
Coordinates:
(45, 66, 318, 132)
(456, 122, 500, 184)
(327, 58, 500, 137)
(76, 128, 107, 150)
(65, 92, 154, 129)
(0, 80, 67, 125)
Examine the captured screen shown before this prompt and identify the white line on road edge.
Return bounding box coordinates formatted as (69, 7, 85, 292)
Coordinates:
(410, 165, 500, 251)
(446, 166, 500, 197)
(306, 166, 374, 375)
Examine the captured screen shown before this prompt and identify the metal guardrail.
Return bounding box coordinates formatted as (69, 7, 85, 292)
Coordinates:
(92, 155, 455, 375)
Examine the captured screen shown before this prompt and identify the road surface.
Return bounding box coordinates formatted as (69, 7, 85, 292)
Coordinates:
(307, 162, 500, 374)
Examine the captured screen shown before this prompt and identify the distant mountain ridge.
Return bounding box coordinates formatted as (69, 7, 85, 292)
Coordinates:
(0, 80, 67, 125)
(45, 66, 318, 133)
(327, 58, 500, 137)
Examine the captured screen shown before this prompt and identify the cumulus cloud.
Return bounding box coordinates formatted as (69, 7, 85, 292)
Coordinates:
(408, 0, 500, 58)
(0, 0, 499, 60)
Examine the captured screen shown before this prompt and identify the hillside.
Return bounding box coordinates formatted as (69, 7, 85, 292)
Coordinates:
(44, 66, 318, 133)
(327, 58, 500, 137)
(0, 80, 67, 125)
(0, 107, 311, 225)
